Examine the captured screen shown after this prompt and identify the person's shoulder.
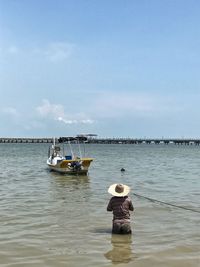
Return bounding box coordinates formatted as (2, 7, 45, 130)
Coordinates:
(111, 196, 118, 200)
(110, 196, 121, 202)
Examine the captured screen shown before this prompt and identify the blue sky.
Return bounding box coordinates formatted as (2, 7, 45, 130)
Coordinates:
(1, 0, 200, 138)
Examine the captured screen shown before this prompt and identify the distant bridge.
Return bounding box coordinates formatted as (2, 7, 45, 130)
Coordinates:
(1, 137, 200, 145)
(87, 138, 200, 145)
(0, 138, 53, 143)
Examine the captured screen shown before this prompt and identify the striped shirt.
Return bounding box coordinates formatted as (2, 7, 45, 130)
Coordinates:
(107, 196, 134, 222)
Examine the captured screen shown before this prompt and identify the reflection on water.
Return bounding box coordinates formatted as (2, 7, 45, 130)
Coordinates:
(48, 171, 92, 208)
(104, 234, 135, 264)
(49, 171, 90, 188)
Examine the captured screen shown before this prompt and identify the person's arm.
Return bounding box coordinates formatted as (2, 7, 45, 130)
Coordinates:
(107, 199, 113, 211)
(129, 199, 134, 211)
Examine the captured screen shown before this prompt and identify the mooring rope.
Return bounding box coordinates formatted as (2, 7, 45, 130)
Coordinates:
(133, 193, 200, 214)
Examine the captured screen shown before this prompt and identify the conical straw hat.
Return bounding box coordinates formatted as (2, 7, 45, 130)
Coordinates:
(108, 183, 130, 197)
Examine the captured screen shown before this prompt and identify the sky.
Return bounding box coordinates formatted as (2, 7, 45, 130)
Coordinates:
(1, 0, 200, 138)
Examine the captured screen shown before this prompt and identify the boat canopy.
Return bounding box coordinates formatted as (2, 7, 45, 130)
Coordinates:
(58, 136, 88, 143)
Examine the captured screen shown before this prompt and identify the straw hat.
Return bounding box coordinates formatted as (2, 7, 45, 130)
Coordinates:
(108, 183, 130, 197)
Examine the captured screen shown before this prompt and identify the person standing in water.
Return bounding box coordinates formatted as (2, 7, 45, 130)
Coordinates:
(107, 183, 134, 234)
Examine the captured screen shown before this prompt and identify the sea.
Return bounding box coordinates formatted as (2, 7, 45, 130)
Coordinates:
(0, 143, 199, 267)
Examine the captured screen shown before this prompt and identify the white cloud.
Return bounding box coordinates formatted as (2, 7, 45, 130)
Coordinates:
(1, 41, 74, 62)
(81, 119, 94, 124)
(36, 99, 94, 124)
(36, 99, 65, 118)
(2, 107, 20, 118)
(44, 42, 74, 62)
(56, 118, 94, 124)
(57, 117, 78, 124)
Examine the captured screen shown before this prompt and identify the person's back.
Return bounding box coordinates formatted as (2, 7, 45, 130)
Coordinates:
(107, 184, 134, 234)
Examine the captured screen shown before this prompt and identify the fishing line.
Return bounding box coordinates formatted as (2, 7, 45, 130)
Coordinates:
(68, 140, 74, 158)
(133, 193, 200, 214)
(77, 140, 82, 158)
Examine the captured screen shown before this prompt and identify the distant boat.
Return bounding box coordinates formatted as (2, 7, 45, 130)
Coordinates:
(47, 136, 93, 175)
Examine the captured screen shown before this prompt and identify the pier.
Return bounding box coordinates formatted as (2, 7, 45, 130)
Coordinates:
(0, 138, 53, 143)
(1, 137, 200, 145)
(88, 138, 200, 145)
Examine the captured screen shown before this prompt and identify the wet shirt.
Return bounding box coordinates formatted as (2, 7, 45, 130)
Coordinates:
(107, 196, 134, 222)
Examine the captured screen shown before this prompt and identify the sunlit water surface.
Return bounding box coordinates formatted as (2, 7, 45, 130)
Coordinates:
(0, 143, 199, 267)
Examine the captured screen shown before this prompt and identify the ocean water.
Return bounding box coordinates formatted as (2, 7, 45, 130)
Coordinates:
(0, 143, 199, 267)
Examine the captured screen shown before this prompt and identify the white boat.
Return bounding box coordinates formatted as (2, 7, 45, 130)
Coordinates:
(47, 136, 93, 175)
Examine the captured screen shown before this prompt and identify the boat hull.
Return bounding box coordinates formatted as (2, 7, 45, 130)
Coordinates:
(47, 158, 93, 175)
